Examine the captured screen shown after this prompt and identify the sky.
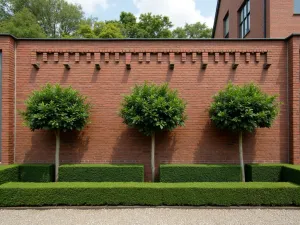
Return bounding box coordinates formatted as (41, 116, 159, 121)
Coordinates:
(66, 0, 218, 28)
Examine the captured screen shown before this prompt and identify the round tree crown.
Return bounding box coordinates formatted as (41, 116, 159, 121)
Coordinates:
(120, 82, 187, 136)
(20, 84, 91, 132)
(209, 83, 280, 133)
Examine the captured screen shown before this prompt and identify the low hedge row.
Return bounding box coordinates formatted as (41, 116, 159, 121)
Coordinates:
(58, 164, 144, 182)
(0, 182, 299, 206)
(282, 165, 300, 185)
(19, 164, 54, 182)
(160, 164, 241, 182)
(245, 164, 286, 182)
(0, 165, 19, 184)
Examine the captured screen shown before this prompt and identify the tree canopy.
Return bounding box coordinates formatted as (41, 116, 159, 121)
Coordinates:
(0, 0, 213, 39)
(209, 83, 280, 133)
(20, 84, 91, 132)
(120, 82, 187, 136)
(0, 8, 46, 38)
(1, 0, 83, 38)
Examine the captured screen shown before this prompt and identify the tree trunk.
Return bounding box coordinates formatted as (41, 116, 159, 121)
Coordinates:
(151, 133, 155, 182)
(239, 131, 245, 182)
(55, 130, 60, 182)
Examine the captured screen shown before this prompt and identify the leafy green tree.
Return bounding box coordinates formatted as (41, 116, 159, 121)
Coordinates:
(172, 22, 212, 38)
(20, 84, 91, 182)
(209, 83, 280, 182)
(137, 13, 173, 38)
(0, 8, 46, 38)
(75, 24, 97, 38)
(120, 83, 187, 181)
(2, 0, 83, 37)
(119, 11, 140, 38)
(172, 27, 188, 38)
(97, 22, 124, 38)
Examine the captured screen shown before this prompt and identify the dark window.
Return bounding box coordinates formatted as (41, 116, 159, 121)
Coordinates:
(295, 0, 300, 13)
(0, 52, 2, 161)
(239, 0, 250, 38)
(224, 13, 229, 38)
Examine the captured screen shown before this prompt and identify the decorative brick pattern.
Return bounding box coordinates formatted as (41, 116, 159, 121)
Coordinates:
(146, 53, 150, 62)
(86, 53, 91, 62)
(42, 53, 47, 62)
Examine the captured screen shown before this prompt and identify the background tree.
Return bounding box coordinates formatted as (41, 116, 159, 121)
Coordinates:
(209, 83, 280, 182)
(0, 8, 46, 38)
(1, 0, 83, 37)
(20, 84, 91, 182)
(136, 13, 173, 38)
(172, 22, 212, 38)
(120, 83, 187, 182)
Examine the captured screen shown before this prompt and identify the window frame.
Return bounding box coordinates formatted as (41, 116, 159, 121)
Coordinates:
(239, 0, 250, 38)
(294, 0, 300, 14)
(223, 12, 229, 38)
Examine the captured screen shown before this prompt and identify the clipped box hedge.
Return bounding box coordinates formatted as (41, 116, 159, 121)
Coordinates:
(282, 165, 300, 185)
(160, 164, 241, 182)
(0, 165, 19, 184)
(0, 182, 299, 207)
(245, 164, 286, 182)
(59, 164, 144, 182)
(19, 164, 54, 182)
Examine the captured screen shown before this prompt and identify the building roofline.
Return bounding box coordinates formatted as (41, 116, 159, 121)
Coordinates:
(212, 0, 221, 38)
(2, 33, 300, 41)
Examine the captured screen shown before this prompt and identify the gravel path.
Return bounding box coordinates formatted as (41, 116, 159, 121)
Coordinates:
(0, 208, 299, 225)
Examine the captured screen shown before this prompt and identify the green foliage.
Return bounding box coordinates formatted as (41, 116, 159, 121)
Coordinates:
(245, 164, 285, 182)
(19, 164, 54, 182)
(59, 164, 144, 182)
(160, 164, 241, 182)
(172, 22, 212, 38)
(97, 23, 124, 38)
(120, 83, 187, 136)
(0, 182, 299, 206)
(0, 8, 46, 38)
(2, 0, 83, 37)
(209, 83, 280, 133)
(20, 84, 91, 132)
(136, 13, 173, 38)
(0, 165, 19, 184)
(282, 165, 300, 185)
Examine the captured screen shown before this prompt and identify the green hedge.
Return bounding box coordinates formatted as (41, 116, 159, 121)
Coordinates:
(282, 165, 300, 185)
(0, 165, 19, 184)
(0, 182, 299, 206)
(19, 164, 54, 182)
(160, 164, 241, 182)
(245, 164, 286, 182)
(59, 164, 144, 182)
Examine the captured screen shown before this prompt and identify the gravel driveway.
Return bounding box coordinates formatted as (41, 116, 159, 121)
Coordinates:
(0, 208, 299, 225)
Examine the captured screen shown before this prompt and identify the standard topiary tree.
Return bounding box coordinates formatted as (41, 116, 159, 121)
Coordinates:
(20, 84, 91, 182)
(209, 83, 280, 182)
(120, 82, 187, 182)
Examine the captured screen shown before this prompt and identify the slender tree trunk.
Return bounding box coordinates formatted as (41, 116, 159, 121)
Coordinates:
(151, 133, 155, 182)
(55, 130, 60, 182)
(239, 131, 245, 182)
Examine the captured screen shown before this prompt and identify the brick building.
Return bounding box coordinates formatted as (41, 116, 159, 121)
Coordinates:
(1, 1, 300, 180)
(213, 0, 300, 38)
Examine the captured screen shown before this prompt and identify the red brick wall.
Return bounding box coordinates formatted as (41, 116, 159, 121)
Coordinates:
(0, 36, 15, 164)
(214, 0, 265, 38)
(270, 0, 300, 38)
(288, 36, 300, 164)
(8, 39, 288, 180)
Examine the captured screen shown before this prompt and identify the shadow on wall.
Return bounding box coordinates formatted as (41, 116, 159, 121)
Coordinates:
(23, 130, 89, 164)
(112, 128, 177, 181)
(194, 121, 258, 164)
